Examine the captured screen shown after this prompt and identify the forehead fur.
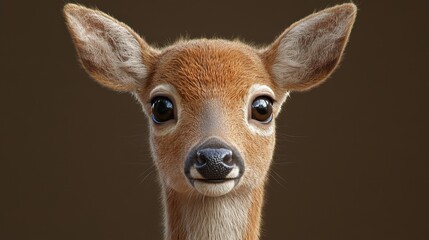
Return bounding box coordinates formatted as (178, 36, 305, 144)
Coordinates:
(147, 39, 273, 102)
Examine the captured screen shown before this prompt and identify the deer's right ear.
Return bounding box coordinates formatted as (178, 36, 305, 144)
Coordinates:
(63, 4, 157, 92)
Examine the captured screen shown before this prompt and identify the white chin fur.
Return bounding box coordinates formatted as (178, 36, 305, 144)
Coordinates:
(194, 180, 236, 197)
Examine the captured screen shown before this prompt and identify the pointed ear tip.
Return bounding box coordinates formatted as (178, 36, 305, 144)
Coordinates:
(63, 3, 78, 14)
(336, 3, 358, 16)
(63, 3, 92, 17)
(63, 4, 81, 20)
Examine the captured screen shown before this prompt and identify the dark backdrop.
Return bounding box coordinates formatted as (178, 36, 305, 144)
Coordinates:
(1, 0, 428, 239)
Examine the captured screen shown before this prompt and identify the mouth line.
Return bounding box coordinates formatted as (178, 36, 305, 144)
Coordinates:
(191, 178, 238, 184)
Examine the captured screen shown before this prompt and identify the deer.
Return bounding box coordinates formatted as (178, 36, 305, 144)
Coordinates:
(63, 3, 356, 239)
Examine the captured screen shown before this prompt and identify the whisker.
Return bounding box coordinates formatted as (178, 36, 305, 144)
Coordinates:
(119, 161, 153, 165)
(271, 169, 289, 185)
(137, 165, 156, 184)
(268, 172, 288, 190)
(271, 161, 296, 165)
(138, 169, 156, 184)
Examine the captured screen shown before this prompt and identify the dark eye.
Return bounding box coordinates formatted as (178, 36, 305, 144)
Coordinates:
(151, 97, 174, 124)
(251, 96, 273, 123)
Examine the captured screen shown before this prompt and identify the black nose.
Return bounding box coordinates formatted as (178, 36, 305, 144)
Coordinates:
(184, 138, 244, 182)
(195, 148, 233, 179)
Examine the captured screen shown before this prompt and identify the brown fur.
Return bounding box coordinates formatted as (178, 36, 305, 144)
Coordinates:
(164, 188, 187, 240)
(243, 185, 265, 239)
(140, 40, 276, 192)
(64, 3, 356, 239)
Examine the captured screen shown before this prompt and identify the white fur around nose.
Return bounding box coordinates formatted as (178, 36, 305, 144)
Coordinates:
(194, 180, 236, 197)
(190, 168, 204, 179)
(65, 8, 147, 86)
(226, 167, 240, 178)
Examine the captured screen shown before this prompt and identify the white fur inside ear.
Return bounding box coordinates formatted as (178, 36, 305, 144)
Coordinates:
(272, 6, 355, 87)
(66, 9, 147, 87)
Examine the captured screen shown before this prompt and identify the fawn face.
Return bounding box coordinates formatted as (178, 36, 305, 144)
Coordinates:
(64, 4, 356, 197)
(136, 40, 286, 196)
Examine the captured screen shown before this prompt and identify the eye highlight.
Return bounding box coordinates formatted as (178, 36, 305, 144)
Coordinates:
(251, 96, 273, 123)
(151, 96, 174, 124)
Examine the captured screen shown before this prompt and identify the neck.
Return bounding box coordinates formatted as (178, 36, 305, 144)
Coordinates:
(161, 184, 265, 240)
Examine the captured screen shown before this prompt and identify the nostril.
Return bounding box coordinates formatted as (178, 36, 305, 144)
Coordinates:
(222, 150, 234, 166)
(195, 151, 207, 167)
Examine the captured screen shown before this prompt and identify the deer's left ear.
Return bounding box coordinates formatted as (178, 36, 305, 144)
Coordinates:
(262, 3, 357, 91)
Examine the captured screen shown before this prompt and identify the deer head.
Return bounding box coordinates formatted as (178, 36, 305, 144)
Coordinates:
(64, 3, 356, 238)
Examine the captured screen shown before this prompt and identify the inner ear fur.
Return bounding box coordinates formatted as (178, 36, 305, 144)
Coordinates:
(63, 4, 157, 92)
(262, 3, 357, 91)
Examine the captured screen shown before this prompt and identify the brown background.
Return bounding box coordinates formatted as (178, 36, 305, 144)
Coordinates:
(1, 0, 428, 239)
